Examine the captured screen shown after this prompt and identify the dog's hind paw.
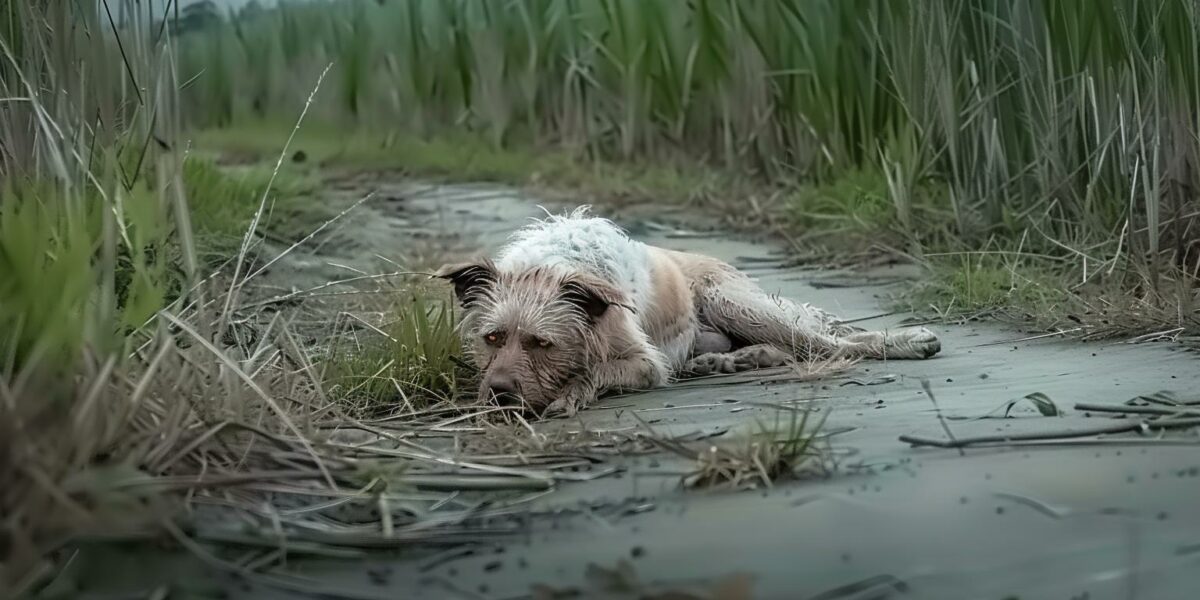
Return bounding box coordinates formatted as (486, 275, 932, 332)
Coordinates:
(884, 327, 941, 359)
(683, 352, 736, 377)
(683, 345, 790, 377)
(731, 344, 791, 370)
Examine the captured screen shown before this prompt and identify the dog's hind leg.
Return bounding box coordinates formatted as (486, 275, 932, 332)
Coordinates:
(696, 271, 940, 361)
(683, 344, 791, 376)
(838, 328, 941, 359)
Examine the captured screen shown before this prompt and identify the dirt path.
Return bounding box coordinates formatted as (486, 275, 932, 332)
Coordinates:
(67, 177, 1200, 600)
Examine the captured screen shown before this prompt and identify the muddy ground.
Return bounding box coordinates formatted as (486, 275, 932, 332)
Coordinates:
(59, 174, 1200, 600)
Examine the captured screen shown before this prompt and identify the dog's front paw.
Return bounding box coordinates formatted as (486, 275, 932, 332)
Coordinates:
(541, 382, 595, 418)
(885, 327, 941, 359)
(541, 398, 575, 418)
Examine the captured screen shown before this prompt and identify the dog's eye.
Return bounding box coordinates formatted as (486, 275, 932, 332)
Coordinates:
(484, 332, 504, 345)
(536, 338, 553, 349)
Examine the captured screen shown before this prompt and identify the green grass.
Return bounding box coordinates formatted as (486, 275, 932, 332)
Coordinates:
(905, 254, 1065, 318)
(783, 168, 903, 241)
(323, 292, 470, 413)
(181, 156, 320, 261)
(195, 120, 723, 204)
(195, 121, 564, 179)
(1, 184, 132, 375)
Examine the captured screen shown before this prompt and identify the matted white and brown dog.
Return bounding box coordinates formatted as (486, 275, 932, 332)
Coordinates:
(436, 208, 940, 416)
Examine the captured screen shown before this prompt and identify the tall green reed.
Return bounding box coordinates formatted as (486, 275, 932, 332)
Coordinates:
(176, 0, 1200, 292)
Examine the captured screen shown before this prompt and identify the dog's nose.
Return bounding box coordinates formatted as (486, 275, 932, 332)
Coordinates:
(484, 374, 520, 404)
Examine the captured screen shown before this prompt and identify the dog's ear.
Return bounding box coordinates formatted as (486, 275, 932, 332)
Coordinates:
(559, 274, 627, 322)
(434, 260, 496, 307)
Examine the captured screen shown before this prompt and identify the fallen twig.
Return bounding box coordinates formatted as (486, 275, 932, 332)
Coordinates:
(1074, 403, 1200, 418)
(900, 417, 1200, 449)
(920, 379, 963, 456)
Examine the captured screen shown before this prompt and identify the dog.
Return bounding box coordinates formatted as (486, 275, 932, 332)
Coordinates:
(436, 208, 940, 416)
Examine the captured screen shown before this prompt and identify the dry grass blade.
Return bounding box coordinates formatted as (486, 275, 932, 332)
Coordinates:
(219, 62, 334, 328)
(244, 191, 377, 284)
(160, 311, 337, 489)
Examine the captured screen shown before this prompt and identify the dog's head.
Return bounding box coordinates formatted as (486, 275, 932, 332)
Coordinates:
(435, 260, 623, 412)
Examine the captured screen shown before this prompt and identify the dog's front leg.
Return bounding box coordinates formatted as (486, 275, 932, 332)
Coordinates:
(591, 353, 669, 393)
(544, 352, 668, 417)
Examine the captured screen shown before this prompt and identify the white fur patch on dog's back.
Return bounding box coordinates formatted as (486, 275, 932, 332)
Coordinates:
(496, 207, 653, 311)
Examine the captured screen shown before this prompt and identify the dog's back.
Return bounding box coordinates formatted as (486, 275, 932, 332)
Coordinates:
(496, 208, 655, 313)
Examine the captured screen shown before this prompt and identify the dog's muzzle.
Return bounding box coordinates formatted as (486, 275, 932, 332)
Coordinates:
(482, 373, 522, 406)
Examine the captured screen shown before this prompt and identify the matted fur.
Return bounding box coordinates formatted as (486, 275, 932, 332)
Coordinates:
(437, 207, 941, 415)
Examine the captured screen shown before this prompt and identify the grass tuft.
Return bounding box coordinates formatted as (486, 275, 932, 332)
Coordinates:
(323, 292, 470, 414)
(907, 254, 1064, 318)
(648, 407, 830, 491)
